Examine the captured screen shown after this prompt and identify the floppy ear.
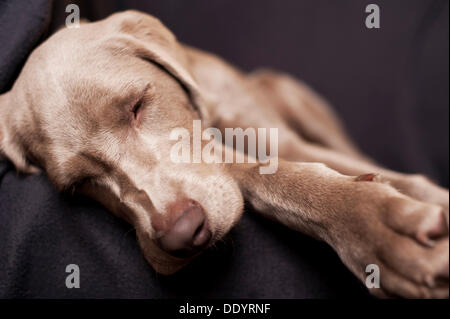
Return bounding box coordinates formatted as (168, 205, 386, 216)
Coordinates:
(0, 92, 40, 174)
(110, 11, 215, 124)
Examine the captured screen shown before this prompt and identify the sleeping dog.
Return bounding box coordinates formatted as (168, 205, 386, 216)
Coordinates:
(0, 11, 448, 298)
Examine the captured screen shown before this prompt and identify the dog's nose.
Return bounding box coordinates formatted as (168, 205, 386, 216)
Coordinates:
(158, 201, 211, 257)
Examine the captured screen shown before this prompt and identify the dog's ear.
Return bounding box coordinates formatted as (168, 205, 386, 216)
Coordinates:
(111, 11, 214, 124)
(0, 92, 40, 174)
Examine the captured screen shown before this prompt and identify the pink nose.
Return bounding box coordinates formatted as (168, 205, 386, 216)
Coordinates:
(157, 200, 211, 257)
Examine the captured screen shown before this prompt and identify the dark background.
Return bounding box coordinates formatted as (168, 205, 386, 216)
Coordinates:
(0, 0, 448, 298)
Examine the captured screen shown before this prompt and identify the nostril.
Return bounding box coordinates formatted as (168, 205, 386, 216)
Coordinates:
(157, 204, 212, 257)
(192, 218, 211, 247)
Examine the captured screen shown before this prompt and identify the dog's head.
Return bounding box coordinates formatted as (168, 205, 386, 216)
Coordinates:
(0, 11, 244, 274)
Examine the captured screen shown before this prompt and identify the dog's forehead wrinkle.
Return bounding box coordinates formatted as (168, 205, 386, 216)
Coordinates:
(62, 73, 147, 110)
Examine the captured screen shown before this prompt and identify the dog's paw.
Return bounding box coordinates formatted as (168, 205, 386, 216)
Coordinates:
(329, 182, 449, 298)
(391, 174, 449, 220)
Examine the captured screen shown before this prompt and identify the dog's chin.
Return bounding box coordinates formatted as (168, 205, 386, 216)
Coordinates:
(149, 258, 191, 275)
(152, 257, 198, 275)
(136, 230, 207, 275)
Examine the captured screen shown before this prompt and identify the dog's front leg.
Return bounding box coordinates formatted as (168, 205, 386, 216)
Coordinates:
(227, 160, 449, 298)
(228, 160, 348, 241)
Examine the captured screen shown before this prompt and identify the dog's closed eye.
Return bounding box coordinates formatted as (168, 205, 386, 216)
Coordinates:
(131, 97, 144, 120)
(129, 84, 152, 123)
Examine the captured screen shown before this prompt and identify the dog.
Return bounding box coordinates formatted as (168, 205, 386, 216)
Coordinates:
(0, 10, 448, 298)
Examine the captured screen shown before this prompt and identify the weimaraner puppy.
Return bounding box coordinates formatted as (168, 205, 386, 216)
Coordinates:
(0, 11, 448, 298)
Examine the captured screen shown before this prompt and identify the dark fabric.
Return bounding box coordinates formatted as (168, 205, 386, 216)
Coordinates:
(0, 0, 448, 298)
(0, 0, 53, 92)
